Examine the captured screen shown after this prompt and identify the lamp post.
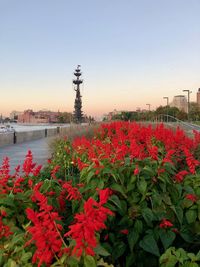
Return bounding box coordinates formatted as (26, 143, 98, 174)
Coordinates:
(182, 90, 192, 120)
(146, 104, 151, 121)
(163, 97, 169, 122)
(146, 104, 151, 111)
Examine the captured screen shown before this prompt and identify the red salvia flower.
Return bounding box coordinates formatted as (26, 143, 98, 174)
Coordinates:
(185, 194, 198, 202)
(51, 165, 60, 179)
(65, 189, 114, 257)
(62, 181, 82, 201)
(0, 157, 12, 194)
(159, 218, 173, 228)
(32, 165, 42, 176)
(120, 229, 129, 234)
(174, 170, 189, 182)
(26, 189, 63, 267)
(183, 147, 199, 174)
(134, 167, 139, 175)
(0, 210, 12, 239)
(23, 150, 35, 176)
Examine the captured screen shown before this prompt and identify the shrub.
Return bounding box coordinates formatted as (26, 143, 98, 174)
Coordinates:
(0, 121, 200, 266)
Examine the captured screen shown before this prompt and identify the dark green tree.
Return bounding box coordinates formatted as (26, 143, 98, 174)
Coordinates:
(190, 102, 200, 121)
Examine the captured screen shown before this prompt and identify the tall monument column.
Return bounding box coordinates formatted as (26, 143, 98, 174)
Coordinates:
(73, 65, 83, 123)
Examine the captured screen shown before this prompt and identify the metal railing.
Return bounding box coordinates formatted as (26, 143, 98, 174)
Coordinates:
(153, 114, 200, 132)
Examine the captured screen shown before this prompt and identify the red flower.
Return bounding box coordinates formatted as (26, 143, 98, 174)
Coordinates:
(134, 167, 139, 175)
(183, 148, 199, 174)
(174, 170, 189, 182)
(159, 218, 173, 228)
(26, 190, 63, 267)
(51, 165, 60, 179)
(32, 165, 42, 176)
(0, 211, 12, 239)
(185, 194, 198, 202)
(62, 181, 82, 201)
(23, 150, 35, 176)
(99, 188, 113, 205)
(65, 189, 114, 257)
(120, 229, 129, 235)
(47, 159, 52, 164)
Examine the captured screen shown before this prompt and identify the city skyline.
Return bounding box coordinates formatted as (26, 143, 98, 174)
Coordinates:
(0, 0, 200, 117)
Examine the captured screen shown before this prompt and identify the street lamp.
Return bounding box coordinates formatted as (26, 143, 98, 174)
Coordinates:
(163, 97, 169, 122)
(182, 90, 192, 120)
(146, 104, 151, 111)
(146, 104, 151, 121)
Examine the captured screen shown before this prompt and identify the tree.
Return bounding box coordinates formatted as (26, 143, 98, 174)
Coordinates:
(57, 112, 72, 123)
(190, 102, 200, 121)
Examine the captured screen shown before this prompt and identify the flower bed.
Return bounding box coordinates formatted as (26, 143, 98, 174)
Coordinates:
(0, 121, 200, 267)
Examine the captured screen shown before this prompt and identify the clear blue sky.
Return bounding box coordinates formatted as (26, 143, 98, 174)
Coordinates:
(0, 0, 200, 117)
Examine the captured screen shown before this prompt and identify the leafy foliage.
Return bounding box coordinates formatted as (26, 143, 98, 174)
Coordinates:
(0, 121, 200, 266)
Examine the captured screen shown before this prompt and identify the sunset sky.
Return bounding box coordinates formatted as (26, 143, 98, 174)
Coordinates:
(0, 0, 200, 118)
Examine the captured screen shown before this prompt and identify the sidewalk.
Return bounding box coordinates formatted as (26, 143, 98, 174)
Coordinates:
(0, 137, 55, 171)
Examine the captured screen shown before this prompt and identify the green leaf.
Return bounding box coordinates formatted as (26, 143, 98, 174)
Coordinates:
(86, 170, 95, 183)
(126, 254, 135, 267)
(112, 241, 126, 260)
(139, 234, 160, 257)
(97, 258, 114, 267)
(185, 263, 199, 267)
(94, 244, 110, 256)
(130, 175, 137, 184)
(109, 195, 125, 215)
(21, 252, 32, 263)
(174, 206, 183, 224)
(143, 166, 155, 176)
(110, 183, 127, 198)
(159, 248, 177, 267)
(10, 233, 24, 246)
(142, 208, 154, 225)
(0, 250, 4, 265)
(187, 253, 198, 262)
(162, 194, 172, 205)
(186, 209, 197, 224)
(84, 255, 96, 267)
(7, 259, 17, 267)
(159, 230, 176, 250)
(128, 228, 139, 251)
(137, 178, 147, 195)
(97, 179, 104, 189)
(0, 196, 15, 207)
(66, 256, 79, 267)
(134, 220, 143, 234)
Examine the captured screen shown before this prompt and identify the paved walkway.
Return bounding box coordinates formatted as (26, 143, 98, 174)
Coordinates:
(0, 137, 55, 171)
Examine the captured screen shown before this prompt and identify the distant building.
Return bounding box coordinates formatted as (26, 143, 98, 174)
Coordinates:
(18, 110, 59, 123)
(170, 95, 187, 113)
(10, 111, 23, 120)
(197, 88, 200, 107)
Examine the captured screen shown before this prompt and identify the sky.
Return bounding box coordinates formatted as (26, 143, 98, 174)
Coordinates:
(0, 0, 200, 118)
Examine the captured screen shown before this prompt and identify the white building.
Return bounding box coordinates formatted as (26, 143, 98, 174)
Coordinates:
(170, 95, 187, 113)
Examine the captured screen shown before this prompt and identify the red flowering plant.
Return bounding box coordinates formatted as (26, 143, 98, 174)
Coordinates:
(0, 121, 200, 266)
(0, 149, 114, 266)
(39, 137, 80, 183)
(69, 122, 200, 266)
